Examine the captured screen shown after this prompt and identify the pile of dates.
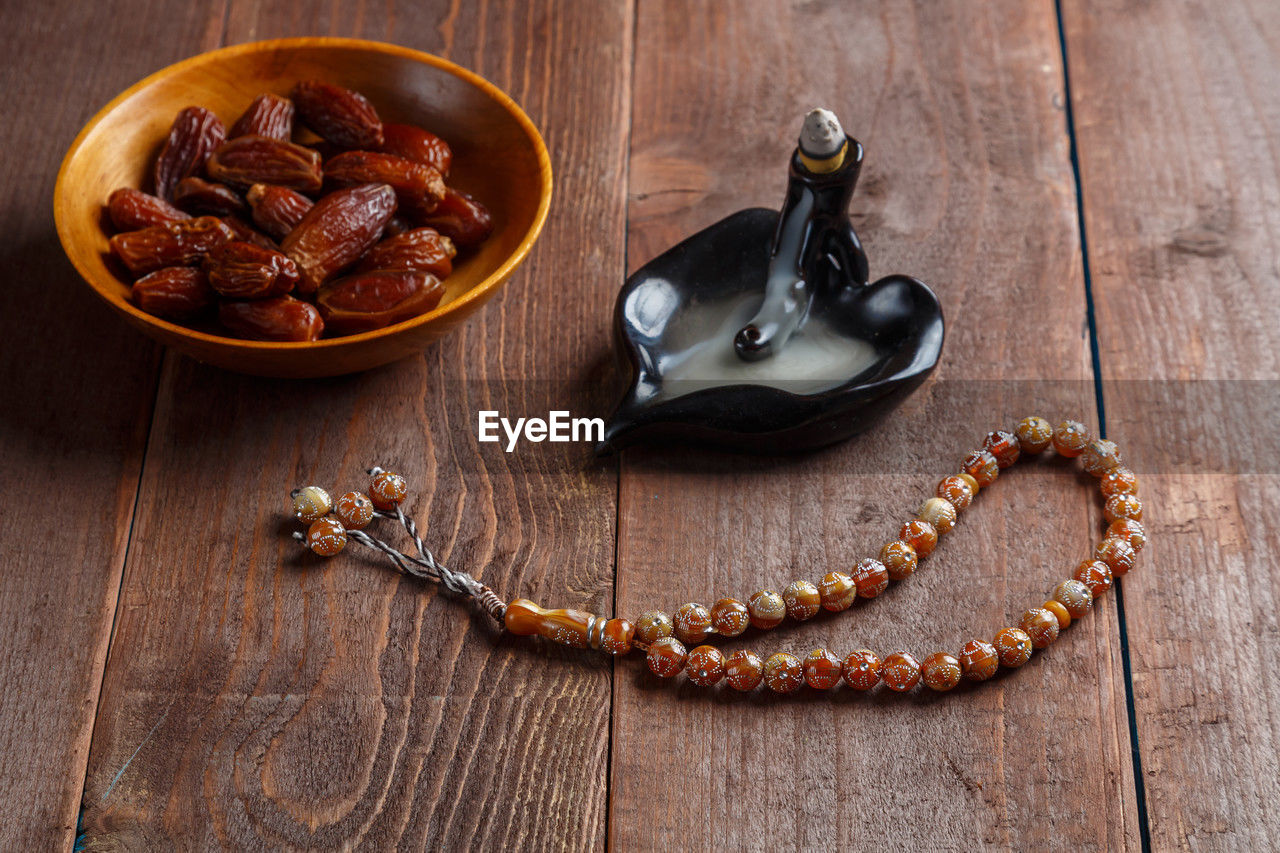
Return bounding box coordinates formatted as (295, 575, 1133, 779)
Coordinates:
(105, 81, 492, 341)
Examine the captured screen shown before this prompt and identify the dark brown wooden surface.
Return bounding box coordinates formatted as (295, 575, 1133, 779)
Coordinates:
(0, 0, 1276, 849)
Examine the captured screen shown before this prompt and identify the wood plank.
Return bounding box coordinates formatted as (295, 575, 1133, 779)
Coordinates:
(0, 4, 227, 849)
(1063, 0, 1280, 847)
(612, 1, 1139, 848)
(78, 1, 631, 848)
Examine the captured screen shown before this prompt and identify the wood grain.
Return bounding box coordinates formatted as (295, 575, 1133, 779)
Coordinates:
(0, 3, 226, 849)
(612, 1, 1138, 848)
(1063, 0, 1280, 847)
(78, 1, 631, 848)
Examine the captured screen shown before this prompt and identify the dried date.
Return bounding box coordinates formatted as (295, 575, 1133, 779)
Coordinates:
(229, 93, 295, 141)
(109, 216, 236, 276)
(380, 123, 452, 176)
(316, 269, 444, 334)
(292, 80, 383, 149)
(204, 240, 300, 299)
(172, 177, 246, 216)
(206, 135, 323, 193)
(107, 188, 189, 231)
(219, 295, 324, 341)
(280, 183, 397, 293)
(131, 267, 214, 320)
(246, 183, 314, 241)
(357, 227, 455, 278)
(154, 106, 226, 200)
(324, 150, 445, 210)
(415, 187, 492, 248)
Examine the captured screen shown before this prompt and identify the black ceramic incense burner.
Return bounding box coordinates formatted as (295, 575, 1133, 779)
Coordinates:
(600, 110, 943, 454)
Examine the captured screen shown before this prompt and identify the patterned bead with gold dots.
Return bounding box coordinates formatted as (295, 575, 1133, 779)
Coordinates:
(634, 611, 673, 645)
(918, 497, 957, 535)
(1094, 537, 1137, 576)
(369, 470, 408, 510)
(1052, 579, 1094, 618)
(1081, 439, 1122, 476)
(1019, 608, 1060, 648)
(841, 650, 882, 690)
(921, 652, 962, 691)
(306, 516, 347, 556)
(763, 652, 805, 693)
(685, 645, 726, 686)
(852, 558, 889, 599)
(962, 449, 1000, 487)
(1100, 466, 1139, 497)
(958, 639, 999, 681)
(334, 491, 375, 530)
(600, 619, 635, 655)
(818, 571, 857, 612)
(879, 540, 918, 581)
(1052, 420, 1089, 457)
(1073, 559, 1113, 597)
(783, 580, 821, 621)
(899, 519, 938, 557)
(881, 652, 922, 691)
(646, 637, 687, 678)
(994, 627, 1033, 668)
(748, 589, 786, 629)
(725, 650, 764, 691)
(292, 486, 332, 523)
(673, 602, 713, 644)
(1015, 416, 1054, 454)
(803, 648, 844, 690)
(710, 598, 751, 636)
(1107, 518, 1146, 553)
(936, 475, 975, 512)
(1104, 493, 1143, 524)
(983, 429, 1021, 468)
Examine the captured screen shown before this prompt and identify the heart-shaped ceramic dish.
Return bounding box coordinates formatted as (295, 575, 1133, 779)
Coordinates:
(601, 208, 944, 453)
(54, 38, 552, 377)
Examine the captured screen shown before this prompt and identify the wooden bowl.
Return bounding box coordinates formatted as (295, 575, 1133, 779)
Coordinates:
(54, 38, 552, 377)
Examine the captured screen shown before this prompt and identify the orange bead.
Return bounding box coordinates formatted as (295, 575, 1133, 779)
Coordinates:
(646, 637, 687, 678)
(936, 475, 974, 512)
(634, 610, 673, 645)
(306, 516, 346, 556)
(1073, 559, 1113, 597)
(803, 648, 843, 689)
(962, 449, 1000, 487)
(918, 497, 957, 535)
(686, 645, 726, 686)
(1020, 608, 1060, 648)
(748, 589, 786, 629)
(1042, 600, 1072, 630)
(841, 650, 882, 690)
(783, 580, 821, 621)
(994, 627, 1032, 668)
(1053, 579, 1094, 618)
(852, 557, 889, 599)
(725, 649, 764, 691)
(710, 598, 750, 636)
(369, 470, 407, 510)
(763, 652, 805, 693)
(1052, 420, 1089, 457)
(333, 490, 374, 530)
(958, 639, 998, 681)
(1081, 439, 1122, 476)
(879, 540, 918, 580)
(673, 602, 713, 644)
(1015, 416, 1054, 454)
(1100, 466, 1139, 497)
(921, 652, 962, 691)
(957, 472, 981, 495)
(504, 600, 610, 649)
(818, 571, 857, 612)
(1094, 537, 1137, 576)
(292, 485, 332, 523)
(881, 652, 921, 692)
(983, 429, 1021, 468)
(600, 619, 635, 655)
(899, 519, 938, 557)
(1104, 493, 1143, 524)
(1107, 518, 1146, 553)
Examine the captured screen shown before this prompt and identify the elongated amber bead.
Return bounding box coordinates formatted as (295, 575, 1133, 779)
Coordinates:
(504, 599, 622, 651)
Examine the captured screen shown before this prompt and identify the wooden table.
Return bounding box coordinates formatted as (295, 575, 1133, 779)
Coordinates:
(3, 1, 1277, 849)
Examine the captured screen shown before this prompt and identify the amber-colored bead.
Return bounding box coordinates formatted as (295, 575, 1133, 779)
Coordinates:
(710, 598, 750, 636)
(783, 580, 821, 621)
(841, 649, 882, 690)
(957, 472, 980, 494)
(958, 639, 998, 681)
(600, 619, 635, 655)
(1020, 608, 1060, 648)
(1081, 439, 1122, 476)
(803, 648, 844, 690)
(1042, 600, 1072, 630)
(1104, 493, 1143, 524)
(994, 627, 1033, 668)
(852, 558, 889, 599)
(983, 429, 1021, 468)
(646, 637, 687, 678)
(1015, 416, 1054, 454)
(921, 652, 962, 691)
(634, 611, 673, 645)
(818, 571, 857, 612)
(881, 652, 921, 692)
(1053, 579, 1094, 618)
(1100, 466, 1139, 497)
(725, 649, 764, 691)
(763, 652, 805, 693)
(936, 475, 974, 512)
(306, 516, 346, 556)
(685, 645, 726, 686)
(369, 470, 407, 510)
(504, 600, 611, 649)
(918, 497, 957, 535)
(748, 590, 786, 629)
(673, 602, 713, 644)
(1107, 518, 1146, 553)
(291, 485, 332, 523)
(962, 449, 1000, 487)
(1094, 537, 1137, 576)
(1074, 559, 1113, 597)
(899, 519, 938, 557)
(879, 540, 918, 581)
(1052, 420, 1089, 457)
(333, 491, 374, 530)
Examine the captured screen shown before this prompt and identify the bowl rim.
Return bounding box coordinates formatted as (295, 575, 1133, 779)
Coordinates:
(53, 36, 553, 352)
